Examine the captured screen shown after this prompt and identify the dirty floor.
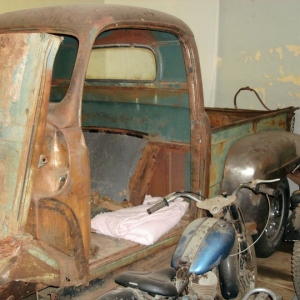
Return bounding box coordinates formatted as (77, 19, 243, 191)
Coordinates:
(257, 241, 296, 299)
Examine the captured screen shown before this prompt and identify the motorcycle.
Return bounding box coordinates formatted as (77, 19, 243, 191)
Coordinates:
(98, 179, 282, 300)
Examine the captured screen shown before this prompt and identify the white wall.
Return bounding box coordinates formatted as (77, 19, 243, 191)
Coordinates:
(216, 0, 300, 134)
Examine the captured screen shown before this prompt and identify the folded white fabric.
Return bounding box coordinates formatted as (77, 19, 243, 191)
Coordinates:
(91, 196, 189, 245)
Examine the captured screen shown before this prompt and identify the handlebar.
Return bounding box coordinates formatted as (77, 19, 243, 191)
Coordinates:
(146, 191, 202, 214)
(239, 178, 280, 196)
(256, 185, 280, 197)
(147, 198, 169, 214)
(146, 178, 281, 215)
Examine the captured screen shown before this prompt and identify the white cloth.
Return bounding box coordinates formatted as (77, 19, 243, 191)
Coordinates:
(91, 196, 188, 245)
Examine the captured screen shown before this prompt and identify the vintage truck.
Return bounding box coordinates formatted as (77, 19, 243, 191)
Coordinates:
(0, 3, 300, 299)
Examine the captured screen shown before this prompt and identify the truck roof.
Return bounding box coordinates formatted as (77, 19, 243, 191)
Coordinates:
(0, 4, 193, 39)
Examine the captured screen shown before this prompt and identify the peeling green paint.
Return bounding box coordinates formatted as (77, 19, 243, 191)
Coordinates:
(27, 245, 59, 270)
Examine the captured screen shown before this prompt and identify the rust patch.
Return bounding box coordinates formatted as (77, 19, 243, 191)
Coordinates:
(0, 160, 6, 193)
(0, 234, 32, 259)
(0, 281, 46, 300)
(129, 142, 161, 205)
(94, 29, 156, 46)
(147, 144, 189, 197)
(91, 192, 132, 211)
(0, 34, 28, 115)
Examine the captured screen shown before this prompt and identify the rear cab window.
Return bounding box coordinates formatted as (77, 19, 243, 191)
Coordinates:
(87, 46, 156, 81)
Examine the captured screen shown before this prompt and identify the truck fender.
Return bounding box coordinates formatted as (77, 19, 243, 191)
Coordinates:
(221, 131, 300, 193)
(220, 131, 300, 236)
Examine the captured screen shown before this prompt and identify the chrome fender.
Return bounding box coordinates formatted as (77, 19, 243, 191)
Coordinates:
(171, 218, 235, 275)
(222, 131, 300, 192)
(221, 131, 300, 227)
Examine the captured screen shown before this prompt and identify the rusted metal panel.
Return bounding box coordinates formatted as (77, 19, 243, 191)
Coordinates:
(0, 33, 61, 238)
(0, 4, 210, 207)
(84, 131, 147, 203)
(0, 281, 47, 300)
(0, 33, 63, 294)
(81, 74, 190, 137)
(207, 106, 297, 130)
(147, 144, 190, 197)
(0, 234, 32, 260)
(129, 143, 161, 206)
(0, 5, 194, 40)
(27, 124, 92, 285)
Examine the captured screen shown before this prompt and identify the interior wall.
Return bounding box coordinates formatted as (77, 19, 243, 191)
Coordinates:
(216, 0, 300, 134)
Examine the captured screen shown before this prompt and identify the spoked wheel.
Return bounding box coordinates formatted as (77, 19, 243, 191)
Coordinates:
(236, 233, 257, 299)
(219, 233, 257, 299)
(293, 241, 300, 299)
(254, 178, 290, 258)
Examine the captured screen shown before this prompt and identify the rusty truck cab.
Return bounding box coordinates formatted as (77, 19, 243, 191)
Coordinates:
(0, 4, 211, 297)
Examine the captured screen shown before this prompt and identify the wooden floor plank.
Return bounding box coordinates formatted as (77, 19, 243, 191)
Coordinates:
(257, 241, 296, 299)
(68, 240, 297, 299)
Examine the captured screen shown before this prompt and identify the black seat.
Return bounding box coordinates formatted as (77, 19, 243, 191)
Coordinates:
(115, 267, 178, 297)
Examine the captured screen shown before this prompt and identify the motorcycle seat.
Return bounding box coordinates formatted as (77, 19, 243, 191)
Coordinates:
(115, 267, 178, 296)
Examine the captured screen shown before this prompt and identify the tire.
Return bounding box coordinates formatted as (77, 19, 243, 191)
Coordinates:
(253, 178, 290, 258)
(219, 232, 257, 299)
(293, 241, 300, 299)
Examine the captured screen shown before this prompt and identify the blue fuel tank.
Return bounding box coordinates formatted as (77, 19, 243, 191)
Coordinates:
(171, 217, 236, 274)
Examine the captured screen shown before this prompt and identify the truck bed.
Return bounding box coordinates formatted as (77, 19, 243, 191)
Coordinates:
(207, 106, 297, 196)
(206, 106, 295, 129)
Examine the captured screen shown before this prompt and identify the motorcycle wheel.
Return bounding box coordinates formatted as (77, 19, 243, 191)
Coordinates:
(293, 241, 300, 299)
(218, 232, 257, 299)
(253, 178, 290, 258)
(237, 233, 257, 298)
